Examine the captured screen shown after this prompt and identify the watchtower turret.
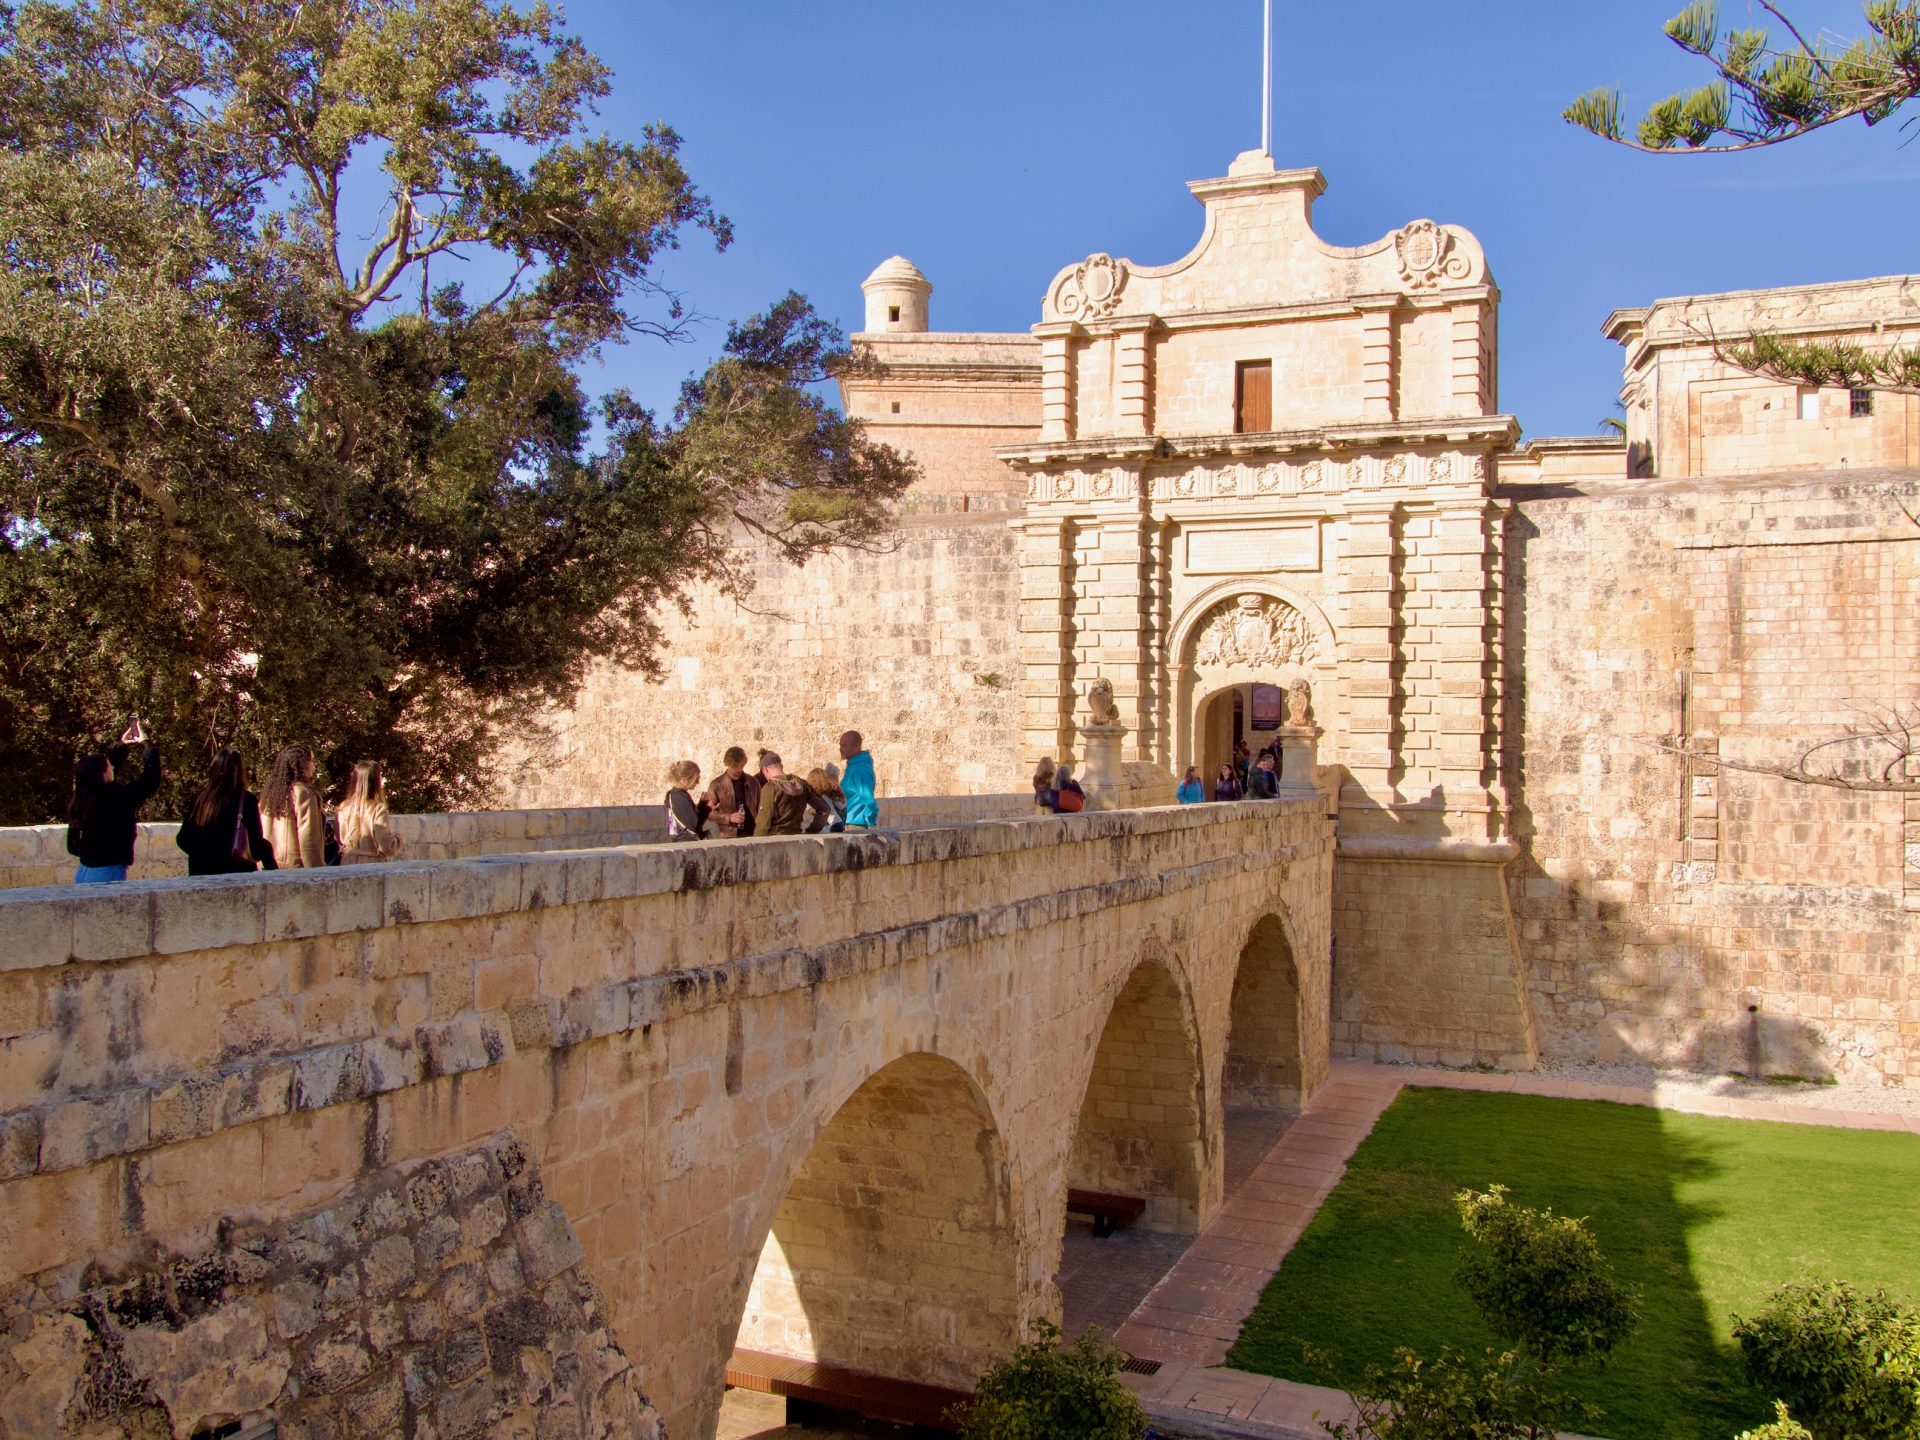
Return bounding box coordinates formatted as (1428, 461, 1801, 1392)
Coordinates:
(861, 256, 931, 333)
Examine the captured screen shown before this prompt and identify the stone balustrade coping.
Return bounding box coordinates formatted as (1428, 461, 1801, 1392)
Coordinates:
(0, 799, 1324, 975)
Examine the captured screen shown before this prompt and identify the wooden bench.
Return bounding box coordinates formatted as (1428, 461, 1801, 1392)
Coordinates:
(1066, 1187, 1148, 1238)
(727, 1347, 971, 1433)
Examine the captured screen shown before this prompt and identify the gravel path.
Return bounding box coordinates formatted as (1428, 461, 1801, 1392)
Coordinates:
(1530, 1056, 1919, 1117)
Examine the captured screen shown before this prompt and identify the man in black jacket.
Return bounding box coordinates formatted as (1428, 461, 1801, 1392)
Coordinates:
(1247, 751, 1281, 799)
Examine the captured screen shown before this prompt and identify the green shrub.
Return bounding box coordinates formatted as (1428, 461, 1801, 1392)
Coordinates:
(1732, 1280, 1920, 1440)
(957, 1321, 1146, 1440)
(1732, 1401, 1815, 1440)
(1454, 1185, 1640, 1368)
(1321, 1346, 1590, 1440)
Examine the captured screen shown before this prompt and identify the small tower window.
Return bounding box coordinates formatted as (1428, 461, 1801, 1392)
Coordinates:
(1235, 360, 1273, 434)
(1797, 387, 1820, 421)
(888, 305, 901, 324)
(890, 402, 901, 414)
(1851, 388, 1874, 418)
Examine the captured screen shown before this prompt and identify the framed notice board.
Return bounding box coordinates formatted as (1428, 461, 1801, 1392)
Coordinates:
(1250, 683, 1283, 731)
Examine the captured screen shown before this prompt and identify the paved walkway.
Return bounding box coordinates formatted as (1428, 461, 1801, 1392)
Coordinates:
(1119, 1058, 1920, 1437)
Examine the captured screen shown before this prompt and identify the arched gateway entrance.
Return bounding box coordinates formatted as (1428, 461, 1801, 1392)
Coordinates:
(1172, 586, 1334, 787)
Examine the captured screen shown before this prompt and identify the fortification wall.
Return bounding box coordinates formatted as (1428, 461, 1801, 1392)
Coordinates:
(1503, 467, 1919, 1083)
(507, 512, 1025, 810)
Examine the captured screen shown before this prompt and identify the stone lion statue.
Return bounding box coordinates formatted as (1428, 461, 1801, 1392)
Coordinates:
(1087, 677, 1121, 727)
(1285, 678, 1312, 727)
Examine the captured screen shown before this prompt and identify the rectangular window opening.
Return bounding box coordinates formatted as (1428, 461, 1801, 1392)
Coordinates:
(890, 401, 901, 414)
(1235, 360, 1273, 435)
(1797, 387, 1820, 422)
(888, 305, 901, 323)
(1851, 387, 1874, 418)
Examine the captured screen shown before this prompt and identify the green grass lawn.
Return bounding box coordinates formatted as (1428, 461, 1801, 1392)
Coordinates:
(1225, 1088, 1920, 1440)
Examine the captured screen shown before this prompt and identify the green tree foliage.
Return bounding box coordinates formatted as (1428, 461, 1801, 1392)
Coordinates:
(1567, 6, 1920, 396)
(1454, 1185, 1640, 1369)
(1566, 2, 1920, 152)
(957, 1321, 1147, 1440)
(1321, 1346, 1585, 1440)
(1734, 1401, 1817, 1440)
(0, 0, 916, 822)
(1732, 1280, 1920, 1440)
(1321, 1187, 1637, 1439)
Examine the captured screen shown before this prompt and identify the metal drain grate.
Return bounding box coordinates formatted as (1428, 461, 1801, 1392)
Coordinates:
(1120, 1356, 1163, 1376)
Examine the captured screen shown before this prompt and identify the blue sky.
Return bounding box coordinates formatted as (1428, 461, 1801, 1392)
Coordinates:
(563, 1, 1916, 439)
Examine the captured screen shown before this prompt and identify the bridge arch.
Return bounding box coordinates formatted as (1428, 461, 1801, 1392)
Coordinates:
(1225, 906, 1327, 1108)
(732, 1049, 1021, 1393)
(1067, 945, 1208, 1234)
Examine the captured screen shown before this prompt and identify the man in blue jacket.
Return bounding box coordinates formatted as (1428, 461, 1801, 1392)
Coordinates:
(839, 730, 878, 830)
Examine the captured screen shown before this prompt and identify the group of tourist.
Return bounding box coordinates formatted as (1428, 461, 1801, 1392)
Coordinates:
(64, 718, 402, 884)
(1180, 741, 1284, 802)
(662, 730, 879, 841)
(1029, 758, 1086, 814)
(1032, 739, 1290, 813)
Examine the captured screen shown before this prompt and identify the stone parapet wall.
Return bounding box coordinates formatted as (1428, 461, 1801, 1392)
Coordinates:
(0, 794, 1032, 890)
(0, 799, 1333, 1437)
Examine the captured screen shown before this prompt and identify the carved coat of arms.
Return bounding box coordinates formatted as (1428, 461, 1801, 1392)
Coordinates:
(1192, 595, 1319, 669)
(1395, 219, 1471, 291)
(1054, 253, 1129, 320)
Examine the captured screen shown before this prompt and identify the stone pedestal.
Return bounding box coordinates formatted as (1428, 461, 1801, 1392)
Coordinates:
(1278, 724, 1323, 789)
(1079, 725, 1130, 811)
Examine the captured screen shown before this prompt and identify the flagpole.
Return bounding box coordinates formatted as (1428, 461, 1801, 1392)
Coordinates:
(1262, 0, 1273, 157)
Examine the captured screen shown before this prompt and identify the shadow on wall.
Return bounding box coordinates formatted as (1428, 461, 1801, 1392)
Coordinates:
(1226, 914, 1305, 1109)
(1497, 500, 1896, 1085)
(1069, 960, 1208, 1235)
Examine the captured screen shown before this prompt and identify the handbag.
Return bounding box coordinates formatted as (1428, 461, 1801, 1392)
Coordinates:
(229, 801, 253, 867)
(1057, 786, 1085, 813)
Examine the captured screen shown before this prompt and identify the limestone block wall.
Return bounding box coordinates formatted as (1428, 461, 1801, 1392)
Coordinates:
(1503, 466, 1919, 1082)
(0, 1136, 658, 1440)
(0, 801, 1334, 1438)
(507, 511, 1025, 810)
(1331, 845, 1538, 1071)
(0, 795, 1033, 891)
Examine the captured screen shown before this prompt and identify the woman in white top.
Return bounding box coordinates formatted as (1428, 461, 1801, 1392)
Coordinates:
(336, 759, 403, 864)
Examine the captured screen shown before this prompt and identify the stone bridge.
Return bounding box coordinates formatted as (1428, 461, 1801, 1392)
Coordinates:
(0, 799, 1332, 1439)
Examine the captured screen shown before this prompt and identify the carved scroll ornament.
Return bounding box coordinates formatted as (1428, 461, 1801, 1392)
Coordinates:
(1191, 595, 1320, 669)
(1054, 253, 1129, 320)
(1395, 219, 1472, 291)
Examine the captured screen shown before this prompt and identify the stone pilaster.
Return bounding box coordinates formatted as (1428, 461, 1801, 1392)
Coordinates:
(1113, 318, 1155, 438)
(1035, 322, 1079, 442)
(1082, 510, 1155, 759)
(1450, 299, 1492, 415)
(1016, 515, 1076, 770)
(1358, 299, 1397, 422)
(1339, 505, 1401, 805)
(1423, 500, 1503, 836)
